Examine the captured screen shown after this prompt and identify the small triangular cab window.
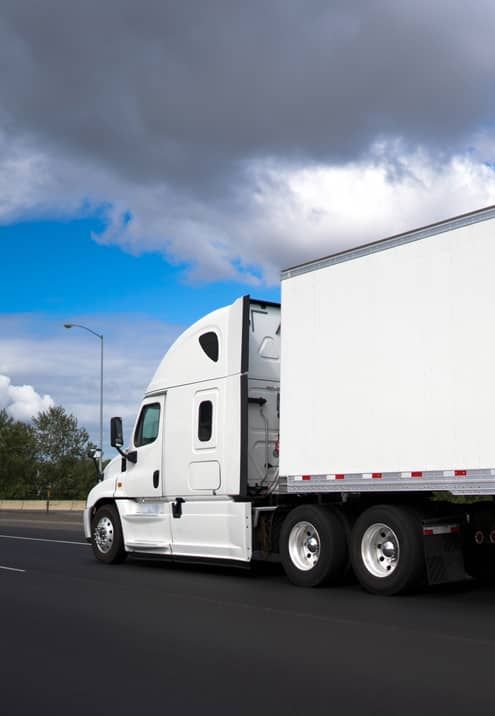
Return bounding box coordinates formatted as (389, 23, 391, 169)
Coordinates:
(199, 332, 219, 362)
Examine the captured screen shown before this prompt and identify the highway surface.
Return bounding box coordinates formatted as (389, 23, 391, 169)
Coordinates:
(1, 511, 495, 715)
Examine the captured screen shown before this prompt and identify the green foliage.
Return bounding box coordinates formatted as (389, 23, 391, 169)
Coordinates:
(431, 491, 493, 505)
(0, 406, 99, 499)
(0, 410, 38, 498)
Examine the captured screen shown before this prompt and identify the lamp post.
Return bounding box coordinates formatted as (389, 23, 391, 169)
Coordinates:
(64, 323, 104, 478)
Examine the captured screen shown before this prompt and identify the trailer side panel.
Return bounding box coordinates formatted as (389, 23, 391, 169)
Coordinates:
(280, 214, 495, 481)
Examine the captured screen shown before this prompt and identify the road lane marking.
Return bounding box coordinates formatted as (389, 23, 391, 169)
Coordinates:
(0, 565, 26, 572)
(0, 534, 89, 546)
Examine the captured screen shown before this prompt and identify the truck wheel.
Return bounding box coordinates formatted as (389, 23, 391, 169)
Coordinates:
(91, 504, 127, 564)
(351, 505, 425, 595)
(464, 503, 495, 582)
(280, 505, 348, 587)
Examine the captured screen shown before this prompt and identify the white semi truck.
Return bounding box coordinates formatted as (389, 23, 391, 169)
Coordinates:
(85, 205, 495, 595)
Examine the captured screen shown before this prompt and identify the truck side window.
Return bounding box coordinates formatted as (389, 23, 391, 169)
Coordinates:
(199, 332, 219, 362)
(198, 400, 213, 442)
(134, 403, 160, 447)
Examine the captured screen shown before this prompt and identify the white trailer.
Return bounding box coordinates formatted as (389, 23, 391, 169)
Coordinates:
(84, 205, 495, 595)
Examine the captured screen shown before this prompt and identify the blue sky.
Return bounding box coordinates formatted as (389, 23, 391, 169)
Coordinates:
(1, 214, 280, 451)
(1, 216, 280, 322)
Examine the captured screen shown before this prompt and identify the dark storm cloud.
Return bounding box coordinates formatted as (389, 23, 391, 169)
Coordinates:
(1, 0, 494, 193)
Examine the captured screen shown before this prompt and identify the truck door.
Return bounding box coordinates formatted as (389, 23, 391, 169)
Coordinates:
(163, 384, 251, 561)
(121, 395, 165, 498)
(114, 394, 172, 551)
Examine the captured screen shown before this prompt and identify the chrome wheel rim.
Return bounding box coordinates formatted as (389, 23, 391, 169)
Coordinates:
(288, 521, 321, 571)
(94, 516, 114, 554)
(361, 522, 400, 578)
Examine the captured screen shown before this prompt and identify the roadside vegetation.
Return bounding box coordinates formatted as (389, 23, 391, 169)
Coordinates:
(0, 406, 99, 499)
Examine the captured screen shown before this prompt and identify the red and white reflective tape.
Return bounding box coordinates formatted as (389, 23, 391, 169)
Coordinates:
(423, 524, 461, 536)
(292, 468, 495, 482)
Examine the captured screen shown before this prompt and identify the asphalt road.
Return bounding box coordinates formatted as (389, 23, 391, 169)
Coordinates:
(1, 511, 495, 715)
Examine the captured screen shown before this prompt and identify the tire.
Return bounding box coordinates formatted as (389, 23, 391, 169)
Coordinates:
(91, 504, 127, 564)
(464, 504, 495, 582)
(351, 505, 425, 595)
(279, 505, 348, 587)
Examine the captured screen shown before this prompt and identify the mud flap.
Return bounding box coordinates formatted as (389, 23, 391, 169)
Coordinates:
(423, 520, 467, 586)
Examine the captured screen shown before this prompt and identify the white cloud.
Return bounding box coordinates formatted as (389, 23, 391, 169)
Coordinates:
(0, 374, 54, 422)
(2, 132, 495, 286)
(91, 143, 495, 285)
(235, 143, 495, 281)
(0, 133, 87, 223)
(2, 3, 495, 287)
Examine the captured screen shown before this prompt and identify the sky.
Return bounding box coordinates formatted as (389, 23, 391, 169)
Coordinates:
(2, 1, 495, 453)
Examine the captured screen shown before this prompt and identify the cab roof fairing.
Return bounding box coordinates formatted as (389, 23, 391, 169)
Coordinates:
(145, 296, 245, 394)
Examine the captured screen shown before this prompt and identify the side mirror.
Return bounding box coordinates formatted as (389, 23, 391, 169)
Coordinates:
(110, 417, 138, 464)
(110, 417, 124, 448)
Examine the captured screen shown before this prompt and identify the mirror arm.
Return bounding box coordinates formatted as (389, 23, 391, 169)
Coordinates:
(115, 445, 137, 464)
(110, 417, 136, 464)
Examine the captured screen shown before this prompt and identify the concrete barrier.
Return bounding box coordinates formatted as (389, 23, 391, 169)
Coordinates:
(0, 500, 85, 512)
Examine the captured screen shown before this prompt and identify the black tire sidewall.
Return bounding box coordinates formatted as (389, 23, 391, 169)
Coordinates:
(464, 504, 495, 581)
(280, 505, 348, 587)
(351, 505, 425, 595)
(91, 505, 126, 564)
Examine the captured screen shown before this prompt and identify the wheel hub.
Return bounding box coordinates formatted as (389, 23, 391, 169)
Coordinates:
(361, 523, 400, 578)
(288, 521, 321, 571)
(306, 536, 318, 553)
(381, 540, 396, 559)
(94, 516, 114, 554)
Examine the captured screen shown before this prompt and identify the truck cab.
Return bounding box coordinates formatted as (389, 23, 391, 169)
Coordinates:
(85, 296, 280, 562)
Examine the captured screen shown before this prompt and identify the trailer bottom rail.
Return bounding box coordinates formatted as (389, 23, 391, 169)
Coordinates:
(279, 468, 495, 496)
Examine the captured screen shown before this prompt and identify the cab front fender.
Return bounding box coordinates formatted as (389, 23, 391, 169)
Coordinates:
(84, 479, 118, 539)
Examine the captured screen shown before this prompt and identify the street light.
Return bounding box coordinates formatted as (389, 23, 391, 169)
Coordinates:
(64, 323, 104, 478)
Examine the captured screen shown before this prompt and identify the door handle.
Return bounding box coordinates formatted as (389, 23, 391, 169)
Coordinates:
(172, 498, 185, 519)
(153, 470, 160, 488)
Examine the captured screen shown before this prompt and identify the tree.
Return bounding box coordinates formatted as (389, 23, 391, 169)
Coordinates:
(0, 409, 38, 498)
(32, 406, 97, 499)
(0, 405, 99, 500)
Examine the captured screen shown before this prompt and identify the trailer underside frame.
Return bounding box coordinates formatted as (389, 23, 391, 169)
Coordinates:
(278, 468, 495, 496)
